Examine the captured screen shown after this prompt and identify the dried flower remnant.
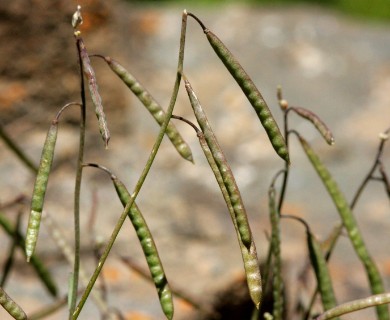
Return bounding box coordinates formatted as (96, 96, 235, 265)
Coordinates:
(72, 5, 83, 30)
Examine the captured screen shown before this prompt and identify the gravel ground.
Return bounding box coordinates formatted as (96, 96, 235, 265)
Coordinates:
(0, 1, 389, 319)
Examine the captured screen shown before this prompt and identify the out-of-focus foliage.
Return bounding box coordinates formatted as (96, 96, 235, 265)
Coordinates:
(126, 0, 390, 22)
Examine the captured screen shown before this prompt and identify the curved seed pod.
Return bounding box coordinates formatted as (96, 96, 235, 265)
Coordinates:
(26, 119, 58, 262)
(268, 187, 284, 319)
(316, 292, 390, 320)
(241, 242, 262, 309)
(187, 13, 289, 163)
(170, 116, 262, 308)
(291, 107, 335, 145)
(77, 38, 110, 148)
(0, 287, 27, 320)
(298, 134, 389, 320)
(112, 176, 173, 319)
(197, 132, 262, 307)
(112, 175, 173, 320)
(306, 230, 338, 315)
(184, 77, 253, 248)
(83, 164, 173, 319)
(94, 55, 193, 163)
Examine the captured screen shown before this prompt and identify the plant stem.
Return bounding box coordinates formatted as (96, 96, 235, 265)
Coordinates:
(68, 37, 87, 318)
(277, 108, 291, 213)
(315, 292, 390, 320)
(71, 11, 188, 319)
(0, 123, 38, 173)
(350, 127, 389, 209)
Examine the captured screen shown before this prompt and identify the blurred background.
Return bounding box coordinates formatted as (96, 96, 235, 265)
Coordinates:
(0, 0, 389, 319)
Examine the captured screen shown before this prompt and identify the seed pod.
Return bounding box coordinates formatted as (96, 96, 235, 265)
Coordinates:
(187, 13, 289, 163)
(77, 38, 110, 148)
(199, 132, 262, 307)
(114, 179, 173, 318)
(306, 230, 338, 314)
(84, 164, 173, 319)
(112, 175, 173, 319)
(268, 187, 284, 319)
(171, 116, 262, 308)
(94, 55, 193, 163)
(26, 119, 58, 262)
(184, 77, 252, 248)
(0, 287, 27, 320)
(291, 107, 335, 145)
(298, 134, 389, 320)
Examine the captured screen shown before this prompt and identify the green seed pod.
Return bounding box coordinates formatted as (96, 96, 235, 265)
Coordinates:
(170, 115, 262, 308)
(26, 119, 58, 262)
(291, 107, 335, 145)
(113, 176, 174, 319)
(83, 164, 173, 319)
(241, 242, 262, 309)
(183, 77, 252, 248)
(187, 13, 289, 164)
(77, 38, 110, 148)
(0, 287, 27, 320)
(298, 134, 389, 320)
(268, 187, 284, 320)
(306, 230, 338, 315)
(199, 132, 262, 307)
(95, 55, 193, 163)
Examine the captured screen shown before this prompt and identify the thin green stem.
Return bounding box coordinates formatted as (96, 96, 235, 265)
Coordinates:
(0, 123, 38, 173)
(69, 37, 87, 318)
(277, 108, 291, 213)
(0, 212, 22, 287)
(316, 293, 390, 320)
(0, 212, 58, 296)
(296, 132, 389, 319)
(350, 127, 389, 209)
(263, 169, 285, 292)
(71, 11, 188, 319)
